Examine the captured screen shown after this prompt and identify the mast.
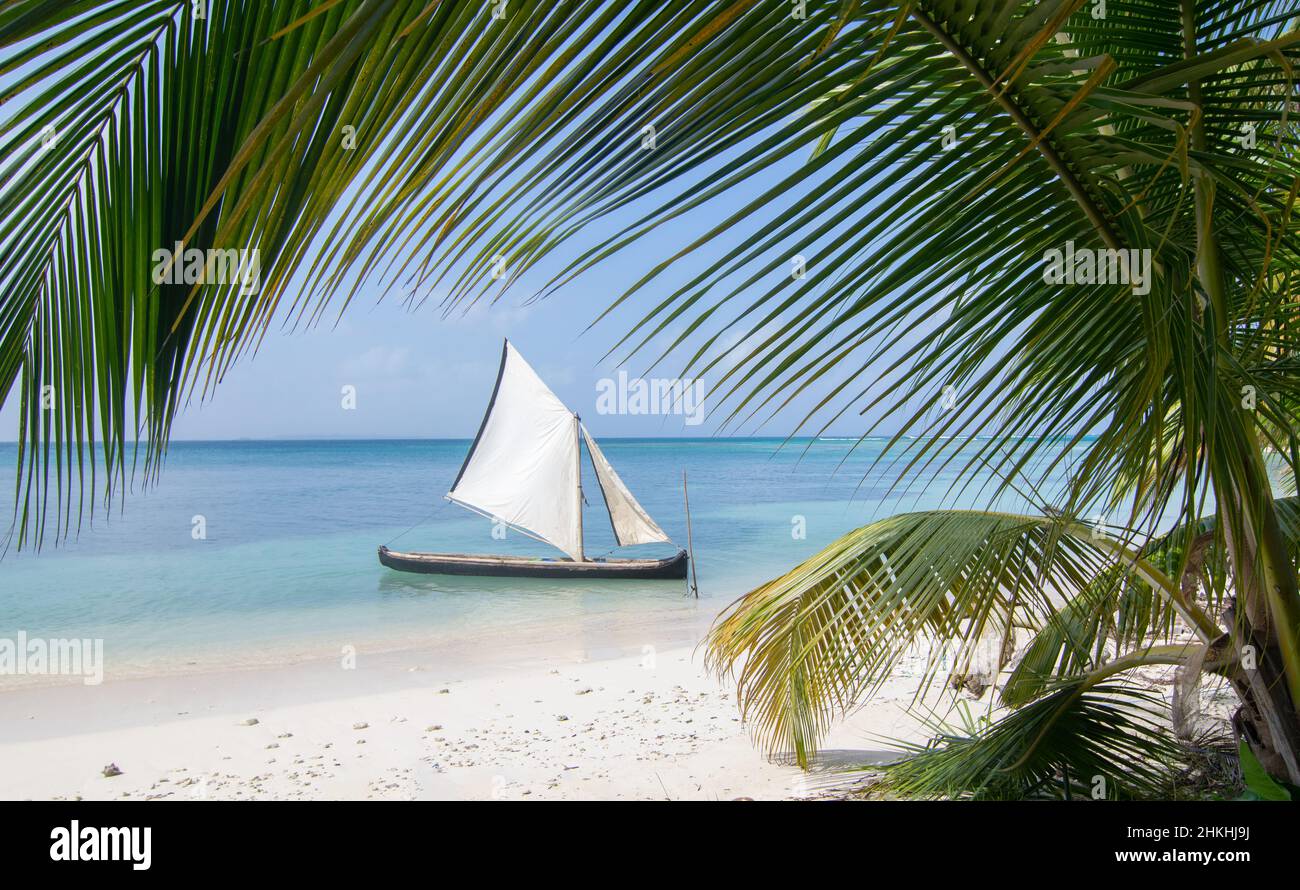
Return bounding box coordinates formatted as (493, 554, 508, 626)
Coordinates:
(574, 413, 585, 562)
(446, 338, 666, 564)
(446, 341, 586, 562)
(580, 423, 673, 547)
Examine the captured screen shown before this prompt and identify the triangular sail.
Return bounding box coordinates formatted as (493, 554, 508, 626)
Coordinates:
(581, 425, 671, 547)
(448, 341, 584, 561)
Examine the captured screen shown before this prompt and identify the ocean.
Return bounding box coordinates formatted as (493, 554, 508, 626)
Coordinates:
(0, 438, 1076, 677)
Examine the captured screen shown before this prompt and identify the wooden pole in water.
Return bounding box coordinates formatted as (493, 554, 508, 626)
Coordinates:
(682, 470, 699, 598)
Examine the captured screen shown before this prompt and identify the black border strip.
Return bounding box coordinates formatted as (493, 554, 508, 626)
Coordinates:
(9, 799, 1279, 875)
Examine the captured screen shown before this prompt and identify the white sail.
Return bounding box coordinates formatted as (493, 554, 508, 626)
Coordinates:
(581, 425, 671, 547)
(448, 342, 584, 561)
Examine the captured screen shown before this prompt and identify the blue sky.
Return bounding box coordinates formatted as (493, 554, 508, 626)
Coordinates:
(0, 6, 962, 444)
(0, 214, 899, 441)
(1, 113, 936, 444)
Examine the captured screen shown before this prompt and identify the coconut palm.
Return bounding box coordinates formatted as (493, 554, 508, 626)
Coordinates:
(3, 1, 1299, 792)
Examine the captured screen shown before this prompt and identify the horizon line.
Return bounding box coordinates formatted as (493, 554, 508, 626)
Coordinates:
(0, 433, 1096, 444)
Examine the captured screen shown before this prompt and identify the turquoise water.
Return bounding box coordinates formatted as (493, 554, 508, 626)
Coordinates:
(0, 438, 1074, 674)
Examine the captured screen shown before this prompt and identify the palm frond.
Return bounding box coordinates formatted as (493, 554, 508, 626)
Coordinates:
(705, 507, 1205, 766)
(0, 0, 413, 547)
(4, 1, 1300, 563)
(876, 681, 1191, 800)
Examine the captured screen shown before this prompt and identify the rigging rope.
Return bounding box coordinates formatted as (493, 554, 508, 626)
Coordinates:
(384, 499, 452, 547)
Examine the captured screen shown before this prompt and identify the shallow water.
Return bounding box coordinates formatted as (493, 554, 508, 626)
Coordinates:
(0, 437, 1079, 676)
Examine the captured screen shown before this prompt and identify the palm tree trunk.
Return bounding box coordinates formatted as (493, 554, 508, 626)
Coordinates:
(1217, 445, 1300, 783)
(1182, 0, 1300, 784)
(1221, 517, 1300, 783)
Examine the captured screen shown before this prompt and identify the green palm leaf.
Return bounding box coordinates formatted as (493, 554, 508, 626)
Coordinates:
(877, 681, 1191, 800)
(705, 507, 1209, 766)
(3, 0, 1299, 783)
(1, 0, 418, 547)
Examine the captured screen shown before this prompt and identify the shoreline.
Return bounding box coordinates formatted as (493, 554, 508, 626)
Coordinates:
(0, 624, 923, 800)
(0, 597, 718, 692)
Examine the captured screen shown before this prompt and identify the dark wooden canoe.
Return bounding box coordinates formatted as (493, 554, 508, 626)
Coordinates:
(377, 545, 689, 580)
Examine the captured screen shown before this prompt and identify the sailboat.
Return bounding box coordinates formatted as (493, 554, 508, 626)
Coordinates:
(377, 340, 690, 580)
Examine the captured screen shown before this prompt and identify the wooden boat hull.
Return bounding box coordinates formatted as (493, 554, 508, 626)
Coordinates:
(377, 546, 689, 580)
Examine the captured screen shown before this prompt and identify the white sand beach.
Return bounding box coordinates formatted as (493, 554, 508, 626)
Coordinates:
(0, 614, 930, 801)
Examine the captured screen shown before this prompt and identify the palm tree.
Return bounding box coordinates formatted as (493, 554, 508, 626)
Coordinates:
(3, 1, 1298, 792)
